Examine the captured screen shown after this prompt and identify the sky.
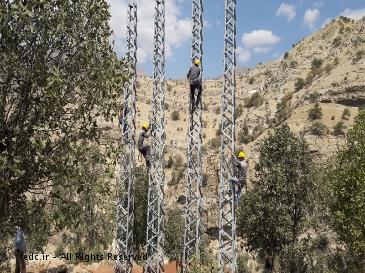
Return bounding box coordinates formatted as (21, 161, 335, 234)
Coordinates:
(107, 0, 365, 79)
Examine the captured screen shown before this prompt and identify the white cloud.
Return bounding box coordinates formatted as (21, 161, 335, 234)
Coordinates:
(236, 47, 251, 63)
(253, 47, 271, 54)
(341, 8, 365, 20)
(107, 0, 191, 65)
(303, 9, 320, 29)
(241, 30, 281, 48)
(276, 3, 296, 21)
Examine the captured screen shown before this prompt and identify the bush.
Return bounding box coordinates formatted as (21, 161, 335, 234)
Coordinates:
(166, 156, 174, 169)
(332, 36, 341, 47)
(342, 108, 351, 120)
(235, 103, 244, 118)
(325, 63, 333, 74)
(171, 110, 180, 121)
(290, 60, 299, 68)
(166, 84, 172, 92)
(248, 77, 255, 84)
(308, 92, 320, 103)
(244, 92, 264, 108)
(283, 52, 289, 59)
(174, 154, 184, 168)
(334, 57, 340, 66)
(308, 103, 323, 120)
(215, 106, 220, 115)
(169, 168, 184, 186)
(295, 78, 306, 91)
(309, 122, 328, 136)
(164, 103, 169, 110)
(353, 50, 364, 63)
(209, 137, 220, 150)
(311, 58, 323, 69)
(333, 121, 346, 136)
(238, 125, 251, 144)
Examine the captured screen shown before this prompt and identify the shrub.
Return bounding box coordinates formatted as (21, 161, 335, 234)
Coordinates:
(311, 58, 323, 69)
(248, 77, 255, 84)
(309, 122, 328, 136)
(305, 71, 315, 84)
(166, 84, 172, 92)
(308, 103, 323, 120)
(334, 57, 340, 66)
(325, 63, 333, 74)
(332, 37, 341, 47)
(171, 110, 180, 121)
(244, 92, 264, 108)
(166, 156, 174, 169)
(283, 52, 289, 59)
(238, 125, 251, 144)
(235, 103, 244, 118)
(169, 168, 184, 186)
(333, 121, 346, 136)
(290, 60, 299, 68)
(342, 108, 351, 120)
(215, 106, 220, 115)
(295, 78, 306, 91)
(164, 103, 169, 110)
(353, 50, 364, 63)
(174, 154, 184, 168)
(209, 137, 220, 150)
(308, 92, 320, 103)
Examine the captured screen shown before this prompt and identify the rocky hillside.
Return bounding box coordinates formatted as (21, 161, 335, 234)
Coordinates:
(113, 16, 365, 236)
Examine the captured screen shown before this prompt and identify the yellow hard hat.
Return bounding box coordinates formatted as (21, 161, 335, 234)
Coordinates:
(142, 122, 149, 130)
(194, 59, 201, 65)
(238, 151, 245, 158)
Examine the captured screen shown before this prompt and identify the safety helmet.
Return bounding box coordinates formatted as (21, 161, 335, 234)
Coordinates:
(142, 122, 149, 130)
(194, 59, 201, 65)
(238, 151, 245, 158)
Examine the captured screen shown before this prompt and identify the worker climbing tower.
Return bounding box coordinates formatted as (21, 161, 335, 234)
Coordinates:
(144, 0, 166, 272)
(183, 0, 204, 272)
(218, 0, 237, 272)
(116, 2, 137, 273)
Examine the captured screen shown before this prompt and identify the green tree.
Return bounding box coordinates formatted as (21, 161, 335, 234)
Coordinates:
(0, 0, 126, 255)
(238, 125, 313, 272)
(132, 167, 149, 254)
(165, 208, 184, 262)
(330, 110, 365, 269)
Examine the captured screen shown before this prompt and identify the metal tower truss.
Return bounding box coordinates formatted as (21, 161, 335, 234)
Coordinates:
(218, 0, 237, 272)
(183, 0, 203, 272)
(116, 2, 137, 273)
(144, 1, 166, 272)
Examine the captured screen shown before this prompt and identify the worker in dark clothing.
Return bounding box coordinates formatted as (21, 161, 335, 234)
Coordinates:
(187, 58, 202, 112)
(14, 227, 26, 273)
(119, 106, 128, 135)
(229, 151, 247, 202)
(138, 122, 151, 169)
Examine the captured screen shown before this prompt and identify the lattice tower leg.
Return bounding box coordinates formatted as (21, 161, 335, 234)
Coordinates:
(116, 2, 138, 273)
(183, 0, 204, 272)
(218, 0, 237, 272)
(144, 1, 166, 273)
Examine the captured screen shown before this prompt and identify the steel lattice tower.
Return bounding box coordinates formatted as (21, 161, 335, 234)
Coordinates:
(116, 2, 137, 273)
(218, 0, 237, 272)
(144, 1, 166, 272)
(183, 0, 203, 272)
